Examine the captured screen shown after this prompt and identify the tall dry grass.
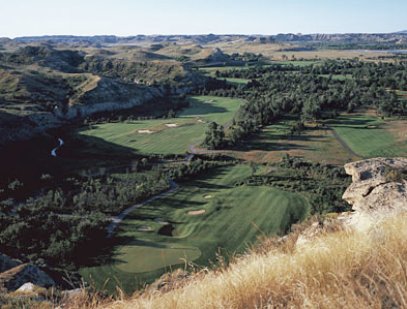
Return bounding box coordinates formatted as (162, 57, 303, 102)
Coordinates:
(71, 215, 407, 309)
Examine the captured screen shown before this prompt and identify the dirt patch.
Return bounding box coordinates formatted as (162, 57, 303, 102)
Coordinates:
(188, 210, 206, 216)
(158, 223, 174, 236)
(138, 129, 154, 134)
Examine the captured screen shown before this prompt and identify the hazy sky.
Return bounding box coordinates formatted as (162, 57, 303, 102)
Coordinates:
(1, 0, 406, 38)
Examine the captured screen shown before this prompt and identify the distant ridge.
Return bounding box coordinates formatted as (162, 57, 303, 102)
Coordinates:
(7, 32, 407, 46)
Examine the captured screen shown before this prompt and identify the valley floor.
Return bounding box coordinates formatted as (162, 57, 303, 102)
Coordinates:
(80, 165, 310, 293)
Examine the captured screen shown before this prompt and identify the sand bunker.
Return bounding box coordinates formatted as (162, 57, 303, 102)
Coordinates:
(204, 195, 212, 199)
(154, 218, 169, 225)
(198, 119, 206, 123)
(138, 225, 154, 232)
(165, 123, 178, 128)
(205, 100, 214, 103)
(366, 125, 378, 129)
(188, 209, 206, 216)
(138, 129, 154, 134)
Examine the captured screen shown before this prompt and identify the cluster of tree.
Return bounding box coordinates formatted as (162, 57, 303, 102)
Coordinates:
(0, 168, 169, 267)
(228, 52, 266, 63)
(205, 59, 407, 146)
(239, 156, 351, 214)
(169, 157, 234, 180)
(0, 154, 236, 269)
(82, 95, 189, 125)
(203, 122, 225, 149)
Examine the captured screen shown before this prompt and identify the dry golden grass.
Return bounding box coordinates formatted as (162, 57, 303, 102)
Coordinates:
(68, 213, 407, 309)
(207, 42, 390, 61)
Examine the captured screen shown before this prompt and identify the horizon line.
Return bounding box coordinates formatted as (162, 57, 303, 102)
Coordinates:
(3, 30, 407, 40)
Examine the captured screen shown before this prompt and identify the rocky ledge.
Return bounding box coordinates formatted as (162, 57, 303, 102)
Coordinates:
(342, 157, 407, 230)
(297, 157, 407, 245)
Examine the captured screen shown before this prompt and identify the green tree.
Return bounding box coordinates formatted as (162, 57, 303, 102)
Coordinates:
(203, 122, 225, 149)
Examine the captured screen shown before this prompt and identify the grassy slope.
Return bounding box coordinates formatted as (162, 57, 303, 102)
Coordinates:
(329, 114, 407, 157)
(80, 165, 310, 294)
(78, 96, 243, 154)
(234, 119, 358, 165)
(233, 113, 406, 165)
(103, 214, 407, 309)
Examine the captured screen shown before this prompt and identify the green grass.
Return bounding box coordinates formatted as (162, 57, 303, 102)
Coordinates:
(272, 60, 320, 67)
(328, 114, 407, 157)
(241, 118, 357, 165)
(221, 77, 250, 85)
(198, 67, 251, 85)
(80, 165, 310, 294)
(320, 74, 353, 81)
(78, 96, 244, 154)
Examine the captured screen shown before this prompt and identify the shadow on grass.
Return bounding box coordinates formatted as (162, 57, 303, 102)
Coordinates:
(181, 97, 229, 116)
(327, 116, 378, 128)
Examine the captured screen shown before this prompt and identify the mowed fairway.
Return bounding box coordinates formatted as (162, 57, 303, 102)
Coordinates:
(232, 119, 358, 165)
(80, 165, 310, 294)
(78, 96, 244, 154)
(328, 114, 407, 157)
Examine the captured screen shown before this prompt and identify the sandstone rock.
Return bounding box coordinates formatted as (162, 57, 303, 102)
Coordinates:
(16, 282, 36, 293)
(0, 263, 55, 292)
(295, 215, 348, 247)
(343, 157, 407, 230)
(296, 157, 407, 246)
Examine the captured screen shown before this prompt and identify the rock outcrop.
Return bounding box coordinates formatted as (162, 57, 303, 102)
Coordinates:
(297, 157, 407, 245)
(0, 262, 55, 292)
(343, 157, 407, 230)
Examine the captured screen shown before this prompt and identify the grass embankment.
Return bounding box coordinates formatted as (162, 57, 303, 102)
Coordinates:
(236, 119, 357, 165)
(79, 96, 243, 155)
(329, 114, 407, 157)
(77, 214, 407, 309)
(80, 165, 310, 294)
(236, 113, 406, 164)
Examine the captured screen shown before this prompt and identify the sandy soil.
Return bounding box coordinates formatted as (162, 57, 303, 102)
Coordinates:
(138, 129, 154, 134)
(188, 209, 206, 216)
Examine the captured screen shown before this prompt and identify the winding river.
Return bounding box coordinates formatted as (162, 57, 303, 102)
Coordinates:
(51, 138, 64, 157)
